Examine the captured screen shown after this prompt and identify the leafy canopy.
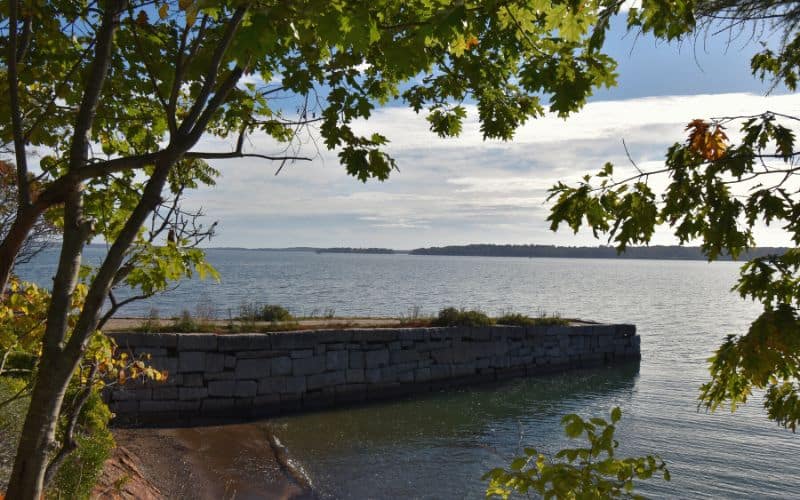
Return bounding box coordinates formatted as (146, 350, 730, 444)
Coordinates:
(548, 106, 800, 429)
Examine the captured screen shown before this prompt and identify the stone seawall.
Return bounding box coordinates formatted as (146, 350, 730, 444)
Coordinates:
(108, 324, 640, 424)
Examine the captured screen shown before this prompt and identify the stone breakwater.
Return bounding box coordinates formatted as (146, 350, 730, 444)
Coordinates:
(108, 324, 640, 424)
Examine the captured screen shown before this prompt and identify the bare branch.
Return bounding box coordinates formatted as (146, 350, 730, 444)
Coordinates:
(8, 0, 31, 206)
(184, 151, 313, 162)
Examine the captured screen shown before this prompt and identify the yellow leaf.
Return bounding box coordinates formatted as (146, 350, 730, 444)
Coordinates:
(158, 3, 169, 19)
(185, 5, 197, 27)
(178, 0, 192, 10)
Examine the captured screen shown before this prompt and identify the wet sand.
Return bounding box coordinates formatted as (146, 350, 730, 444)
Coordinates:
(111, 423, 313, 500)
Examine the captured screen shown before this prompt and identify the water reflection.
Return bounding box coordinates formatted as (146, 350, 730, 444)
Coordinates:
(268, 363, 640, 499)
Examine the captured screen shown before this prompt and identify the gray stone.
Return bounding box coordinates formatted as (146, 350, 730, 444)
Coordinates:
(235, 380, 258, 398)
(113, 388, 151, 401)
(201, 398, 236, 412)
(290, 349, 313, 359)
(182, 373, 205, 387)
(346, 369, 364, 383)
(390, 349, 419, 364)
(224, 355, 237, 369)
(283, 376, 306, 394)
(235, 358, 270, 379)
(292, 355, 325, 376)
(364, 368, 382, 383)
(111, 400, 138, 413)
(271, 356, 292, 376)
(148, 356, 178, 375)
(258, 377, 286, 394)
(208, 380, 236, 397)
(206, 353, 226, 373)
(365, 349, 389, 368)
(134, 347, 167, 357)
(430, 348, 453, 364)
(430, 365, 451, 380)
(414, 367, 431, 382)
(349, 351, 365, 369)
(380, 366, 398, 382)
(254, 394, 281, 407)
(218, 334, 270, 351)
(307, 371, 346, 391)
(177, 334, 218, 351)
(326, 350, 348, 371)
(140, 400, 199, 412)
(179, 387, 208, 400)
(151, 387, 178, 400)
(178, 351, 206, 373)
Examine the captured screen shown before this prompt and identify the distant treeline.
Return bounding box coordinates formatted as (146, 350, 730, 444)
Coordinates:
(409, 244, 790, 261)
(316, 247, 395, 254)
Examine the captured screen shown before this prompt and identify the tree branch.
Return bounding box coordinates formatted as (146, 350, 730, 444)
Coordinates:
(8, 0, 31, 206)
(69, 0, 128, 170)
(177, 6, 247, 136)
(184, 151, 313, 162)
(97, 291, 149, 330)
(43, 364, 99, 487)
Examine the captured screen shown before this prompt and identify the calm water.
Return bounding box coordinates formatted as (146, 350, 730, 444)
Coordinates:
(17, 249, 800, 498)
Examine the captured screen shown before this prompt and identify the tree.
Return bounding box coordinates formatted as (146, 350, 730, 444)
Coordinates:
(548, 0, 800, 431)
(484, 408, 669, 499)
(1, 0, 632, 496)
(0, 160, 58, 266)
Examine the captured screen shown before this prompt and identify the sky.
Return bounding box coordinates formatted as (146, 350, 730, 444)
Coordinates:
(181, 15, 800, 250)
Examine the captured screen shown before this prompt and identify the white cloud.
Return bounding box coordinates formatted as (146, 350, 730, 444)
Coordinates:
(183, 92, 800, 248)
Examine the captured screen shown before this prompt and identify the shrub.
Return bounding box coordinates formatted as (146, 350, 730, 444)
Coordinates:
(484, 407, 669, 498)
(496, 312, 568, 327)
(432, 307, 492, 327)
(170, 309, 198, 332)
(260, 304, 293, 322)
(50, 391, 115, 500)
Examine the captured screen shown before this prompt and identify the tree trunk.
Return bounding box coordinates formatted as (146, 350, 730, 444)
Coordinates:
(4, 358, 75, 499)
(0, 205, 43, 292)
(5, 162, 175, 498)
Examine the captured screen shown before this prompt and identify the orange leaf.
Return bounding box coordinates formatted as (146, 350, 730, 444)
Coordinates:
(686, 120, 728, 161)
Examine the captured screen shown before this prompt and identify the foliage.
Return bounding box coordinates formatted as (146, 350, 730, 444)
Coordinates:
(0, 280, 166, 492)
(49, 391, 115, 500)
(546, 0, 800, 430)
(170, 309, 200, 333)
(260, 304, 293, 322)
(432, 307, 493, 327)
(548, 110, 800, 429)
(4, 0, 778, 494)
(496, 312, 568, 327)
(484, 407, 669, 499)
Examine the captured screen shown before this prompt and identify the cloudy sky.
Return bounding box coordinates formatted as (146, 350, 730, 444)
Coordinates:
(183, 16, 800, 249)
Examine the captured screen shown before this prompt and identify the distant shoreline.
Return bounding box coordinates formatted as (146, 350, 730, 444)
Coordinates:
(82, 243, 791, 262)
(198, 244, 789, 261)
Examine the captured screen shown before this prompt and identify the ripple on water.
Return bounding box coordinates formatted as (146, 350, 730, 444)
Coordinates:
(15, 251, 800, 498)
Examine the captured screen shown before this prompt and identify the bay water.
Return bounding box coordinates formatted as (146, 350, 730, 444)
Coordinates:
(16, 249, 800, 498)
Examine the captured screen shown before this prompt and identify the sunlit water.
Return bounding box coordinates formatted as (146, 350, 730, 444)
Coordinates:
(16, 249, 800, 498)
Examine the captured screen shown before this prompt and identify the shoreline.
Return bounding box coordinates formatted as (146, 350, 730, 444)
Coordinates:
(102, 423, 314, 499)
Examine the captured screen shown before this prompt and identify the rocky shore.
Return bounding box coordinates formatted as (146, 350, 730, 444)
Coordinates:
(95, 424, 313, 499)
